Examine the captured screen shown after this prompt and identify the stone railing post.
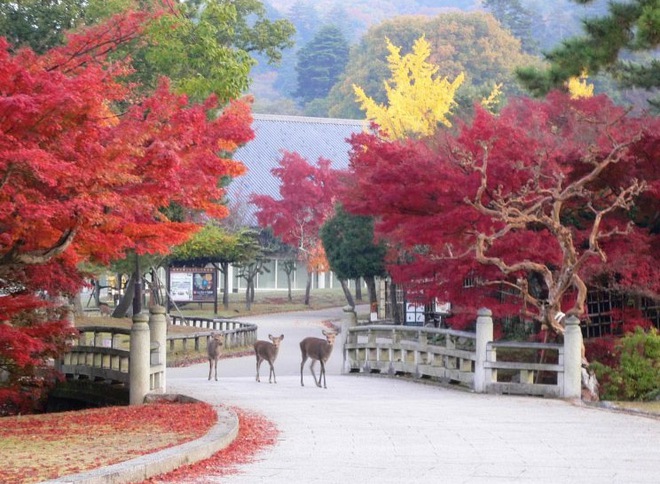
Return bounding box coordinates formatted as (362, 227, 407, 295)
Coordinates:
(563, 315, 582, 399)
(474, 308, 493, 393)
(342, 305, 357, 374)
(149, 305, 167, 392)
(129, 313, 150, 405)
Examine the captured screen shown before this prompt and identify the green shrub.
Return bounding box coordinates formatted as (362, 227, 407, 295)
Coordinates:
(590, 328, 660, 401)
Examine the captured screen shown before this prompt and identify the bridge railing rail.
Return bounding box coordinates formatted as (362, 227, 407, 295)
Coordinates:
(58, 311, 258, 404)
(343, 309, 583, 399)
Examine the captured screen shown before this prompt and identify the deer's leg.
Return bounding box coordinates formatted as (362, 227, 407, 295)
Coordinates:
(208, 360, 212, 381)
(269, 362, 276, 384)
(214, 359, 218, 381)
(320, 361, 327, 389)
(256, 356, 262, 382)
(300, 355, 308, 386)
(310, 360, 321, 387)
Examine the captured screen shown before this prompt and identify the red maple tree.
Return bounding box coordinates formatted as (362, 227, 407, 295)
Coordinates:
(342, 92, 660, 335)
(0, 9, 254, 414)
(250, 151, 339, 304)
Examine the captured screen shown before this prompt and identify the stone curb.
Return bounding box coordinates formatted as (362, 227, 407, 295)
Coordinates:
(41, 399, 239, 484)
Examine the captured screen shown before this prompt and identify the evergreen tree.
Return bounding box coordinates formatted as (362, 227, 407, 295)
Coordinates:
(517, 0, 660, 108)
(483, 0, 539, 54)
(295, 25, 350, 104)
(320, 205, 387, 306)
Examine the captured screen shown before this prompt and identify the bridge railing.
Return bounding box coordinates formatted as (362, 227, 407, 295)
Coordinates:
(58, 309, 258, 405)
(343, 308, 582, 399)
(344, 325, 477, 387)
(58, 326, 133, 386)
(168, 316, 258, 352)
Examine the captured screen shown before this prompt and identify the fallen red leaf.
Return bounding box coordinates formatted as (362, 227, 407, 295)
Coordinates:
(144, 407, 279, 482)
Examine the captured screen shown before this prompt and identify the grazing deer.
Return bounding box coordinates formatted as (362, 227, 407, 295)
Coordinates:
(207, 332, 225, 381)
(254, 334, 284, 383)
(300, 330, 337, 389)
(99, 303, 112, 316)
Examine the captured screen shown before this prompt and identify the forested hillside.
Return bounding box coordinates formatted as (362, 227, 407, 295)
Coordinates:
(252, 0, 613, 115)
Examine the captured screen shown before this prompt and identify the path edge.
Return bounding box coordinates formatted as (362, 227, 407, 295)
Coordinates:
(41, 395, 239, 484)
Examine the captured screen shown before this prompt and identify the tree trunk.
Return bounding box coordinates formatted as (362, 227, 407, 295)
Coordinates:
(389, 280, 402, 324)
(340, 279, 355, 308)
(244, 282, 252, 311)
(92, 279, 101, 307)
(364, 275, 377, 305)
(304, 271, 312, 306)
(355, 277, 362, 301)
(249, 280, 255, 303)
(287, 273, 292, 302)
(112, 273, 135, 318)
(220, 262, 229, 310)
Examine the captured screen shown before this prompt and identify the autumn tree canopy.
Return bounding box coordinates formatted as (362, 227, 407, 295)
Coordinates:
(342, 92, 660, 333)
(353, 36, 464, 140)
(328, 11, 540, 118)
(0, 8, 254, 413)
(250, 151, 340, 305)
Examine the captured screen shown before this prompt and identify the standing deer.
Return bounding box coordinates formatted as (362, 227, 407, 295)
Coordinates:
(300, 329, 337, 388)
(207, 332, 225, 381)
(254, 334, 284, 383)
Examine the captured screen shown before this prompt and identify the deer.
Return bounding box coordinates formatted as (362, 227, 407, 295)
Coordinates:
(254, 334, 284, 383)
(300, 329, 337, 389)
(207, 332, 225, 381)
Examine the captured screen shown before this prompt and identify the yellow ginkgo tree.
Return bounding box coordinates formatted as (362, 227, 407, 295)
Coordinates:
(567, 71, 594, 99)
(353, 36, 464, 140)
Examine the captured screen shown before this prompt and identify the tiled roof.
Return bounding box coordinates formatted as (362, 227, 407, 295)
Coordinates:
(229, 114, 365, 224)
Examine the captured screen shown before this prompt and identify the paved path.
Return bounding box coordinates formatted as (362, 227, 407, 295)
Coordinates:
(167, 307, 660, 484)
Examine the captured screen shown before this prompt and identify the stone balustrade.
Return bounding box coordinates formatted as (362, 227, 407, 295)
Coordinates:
(58, 309, 258, 405)
(344, 324, 478, 386)
(343, 308, 582, 399)
(167, 316, 257, 353)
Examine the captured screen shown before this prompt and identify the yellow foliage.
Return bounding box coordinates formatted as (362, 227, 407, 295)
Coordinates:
(353, 36, 464, 140)
(567, 71, 594, 99)
(480, 83, 503, 113)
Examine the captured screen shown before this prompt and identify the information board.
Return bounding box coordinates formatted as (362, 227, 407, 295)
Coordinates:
(169, 268, 216, 302)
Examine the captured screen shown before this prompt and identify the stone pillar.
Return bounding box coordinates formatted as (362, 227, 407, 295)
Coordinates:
(563, 315, 582, 399)
(342, 305, 357, 374)
(64, 303, 76, 327)
(474, 308, 493, 393)
(129, 313, 150, 405)
(149, 305, 167, 392)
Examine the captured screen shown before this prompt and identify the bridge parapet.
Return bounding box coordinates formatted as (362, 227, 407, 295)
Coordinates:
(343, 309, 583, 399)
(58, 311, 258, 405)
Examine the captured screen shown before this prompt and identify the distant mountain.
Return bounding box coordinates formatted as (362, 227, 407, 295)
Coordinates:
(266, 0, 479, 40)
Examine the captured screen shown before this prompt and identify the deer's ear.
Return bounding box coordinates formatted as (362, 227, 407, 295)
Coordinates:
(268, 334, 274, 340)
(322, 330, 328, 336)
(280, 334, 284, 340)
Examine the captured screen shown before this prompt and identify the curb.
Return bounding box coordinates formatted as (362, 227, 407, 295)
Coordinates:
(41, 400, 239, 484)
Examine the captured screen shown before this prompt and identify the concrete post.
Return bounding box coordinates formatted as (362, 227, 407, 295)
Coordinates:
(129, 313, 150, 405)
(474, 308, 493, 393)
(563, 315, 582, 399)
(149, 305, 167, 392)
(64, 304, 76, 327)
(342, 305, 357, 374)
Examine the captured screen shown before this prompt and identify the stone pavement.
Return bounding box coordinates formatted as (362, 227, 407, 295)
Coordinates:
(164, 307, 660, 484)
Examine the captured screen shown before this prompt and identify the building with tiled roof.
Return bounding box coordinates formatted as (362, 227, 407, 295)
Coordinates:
(227, 114, 365, 291)
(229, 114, 365, 225)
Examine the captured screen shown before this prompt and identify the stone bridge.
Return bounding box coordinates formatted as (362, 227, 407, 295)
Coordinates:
(56, 306, 660, 482)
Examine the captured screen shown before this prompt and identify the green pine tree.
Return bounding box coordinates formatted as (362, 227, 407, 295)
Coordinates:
(517, 0, 660, 108)
(295, 25, 350, 104)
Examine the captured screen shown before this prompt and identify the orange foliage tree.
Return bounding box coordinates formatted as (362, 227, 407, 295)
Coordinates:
(250, 152, 339, 305)
(0, 9, 253, 414)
